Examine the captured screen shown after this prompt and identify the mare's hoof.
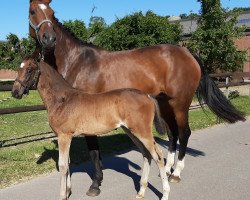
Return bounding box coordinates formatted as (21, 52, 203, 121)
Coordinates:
(136, 193, 144, 199)
(86, 187, 101, 197)
(169, 175, 181, 183)
(166, 168, 174, 177)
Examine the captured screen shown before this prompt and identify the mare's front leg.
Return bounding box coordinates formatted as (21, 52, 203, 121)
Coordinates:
(85, 136, 103, 196)
(58, 133, 72, 200)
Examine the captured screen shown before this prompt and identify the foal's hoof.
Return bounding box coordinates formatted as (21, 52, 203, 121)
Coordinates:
(169, 175, 181, 183)
(67, 189, 72, 198)
(136, 193, 144, 199)
(86, 187, 101, 197)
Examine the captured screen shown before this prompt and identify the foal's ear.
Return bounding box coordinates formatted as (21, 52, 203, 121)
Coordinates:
(18, 46, 26, 59)
(20, 50, 26, 59)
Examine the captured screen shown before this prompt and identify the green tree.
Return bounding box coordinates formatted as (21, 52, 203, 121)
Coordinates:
(0, 33, 20, 70)
(188, 0, 246, 73)
(88, 16, 107, 41)
(95, 11, 181, 51)
(18, 36, 36, 58)
(63, 19, 88, 41)
(0, 34, 35, 70)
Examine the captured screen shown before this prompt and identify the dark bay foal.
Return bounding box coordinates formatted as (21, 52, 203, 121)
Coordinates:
(12, 57, 170, 200)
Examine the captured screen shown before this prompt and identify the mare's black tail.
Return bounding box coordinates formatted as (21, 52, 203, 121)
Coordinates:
(194, 54, 246, 123)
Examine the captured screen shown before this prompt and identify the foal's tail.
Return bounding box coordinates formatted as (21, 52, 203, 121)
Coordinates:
(194, 54, 246, 123)
(150, 97, 171, 137)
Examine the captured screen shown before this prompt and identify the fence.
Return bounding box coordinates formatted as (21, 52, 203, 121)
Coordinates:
(0, 72, 250, 115)
(0, 73, 249, 147)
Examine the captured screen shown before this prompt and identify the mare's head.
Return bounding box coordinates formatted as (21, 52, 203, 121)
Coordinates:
(12, 56, 40, 99)
(29, 0, 56, 50)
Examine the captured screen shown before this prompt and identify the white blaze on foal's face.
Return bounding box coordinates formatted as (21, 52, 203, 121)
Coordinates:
(20, 62, 25, 69)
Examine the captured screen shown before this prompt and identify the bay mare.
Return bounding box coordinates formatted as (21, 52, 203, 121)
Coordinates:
(12, 57, 170, 200)
(28, 0, 246, 195)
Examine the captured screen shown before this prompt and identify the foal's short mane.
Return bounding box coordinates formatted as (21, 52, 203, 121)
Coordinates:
(53, 17, 103, 50)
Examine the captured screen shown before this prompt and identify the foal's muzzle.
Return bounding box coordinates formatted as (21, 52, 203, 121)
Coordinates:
(11, 87, 27, 99)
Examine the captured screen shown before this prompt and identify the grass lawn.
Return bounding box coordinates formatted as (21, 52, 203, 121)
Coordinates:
(0, 91, 42, 109)
(0, 93, 249, 188)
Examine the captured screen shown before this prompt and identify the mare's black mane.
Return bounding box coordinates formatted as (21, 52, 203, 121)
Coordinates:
(53, 16, 103, 49)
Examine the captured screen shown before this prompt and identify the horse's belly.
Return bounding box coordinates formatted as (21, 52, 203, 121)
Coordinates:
(74, 121, 117, 136)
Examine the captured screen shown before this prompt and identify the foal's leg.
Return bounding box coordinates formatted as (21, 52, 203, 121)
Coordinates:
(85, 136, 103, 196)
(66, 158, 72, 197)
(123, 128, 152, 199)
(141, 138, 170, 200)
(136, 155, 151, 199)
(58, 134, 72, 200)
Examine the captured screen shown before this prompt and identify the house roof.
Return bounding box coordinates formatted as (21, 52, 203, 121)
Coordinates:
(173, 11, 250, 36)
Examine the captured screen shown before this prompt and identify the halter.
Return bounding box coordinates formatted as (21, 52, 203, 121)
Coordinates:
(15, 66, 41, 94)
(29, 17, 53, 45)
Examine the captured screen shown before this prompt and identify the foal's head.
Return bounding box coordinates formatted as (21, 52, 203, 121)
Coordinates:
(12, 57, 40, 99)
(29, 0, 56, 49)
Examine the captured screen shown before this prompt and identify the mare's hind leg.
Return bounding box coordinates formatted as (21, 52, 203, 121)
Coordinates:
(58, 133, 72, 200)
(157, 95, 191, 183)
(156, 95, 178, 177)
(169, 107, 191, 183)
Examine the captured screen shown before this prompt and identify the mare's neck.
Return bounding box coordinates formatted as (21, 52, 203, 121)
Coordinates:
(37, 62, 72, 111)
(43, 19, 105, 78)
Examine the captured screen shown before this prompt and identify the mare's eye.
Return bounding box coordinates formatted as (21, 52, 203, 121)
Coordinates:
(30, 10, 35, 16)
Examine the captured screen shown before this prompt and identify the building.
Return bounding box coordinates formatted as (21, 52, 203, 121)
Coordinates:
(172, 11, 250, 72)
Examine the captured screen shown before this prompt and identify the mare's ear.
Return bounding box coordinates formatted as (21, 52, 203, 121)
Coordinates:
(42, 0, 52, 4)
(30, 0, 52, 4)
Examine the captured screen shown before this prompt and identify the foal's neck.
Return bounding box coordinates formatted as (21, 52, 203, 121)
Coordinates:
(37, 62, 72, 111)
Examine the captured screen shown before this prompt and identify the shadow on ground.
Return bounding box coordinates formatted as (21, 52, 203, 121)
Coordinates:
(36, 132, 205, 198)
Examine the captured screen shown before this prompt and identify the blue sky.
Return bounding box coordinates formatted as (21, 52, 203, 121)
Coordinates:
(0, 0, 248, 40)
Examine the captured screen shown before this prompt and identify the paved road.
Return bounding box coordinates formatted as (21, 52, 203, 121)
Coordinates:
(1, 119, 250, 200)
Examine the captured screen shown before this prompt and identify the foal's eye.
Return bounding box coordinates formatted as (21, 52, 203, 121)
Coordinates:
(27, 68, 32, 73)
